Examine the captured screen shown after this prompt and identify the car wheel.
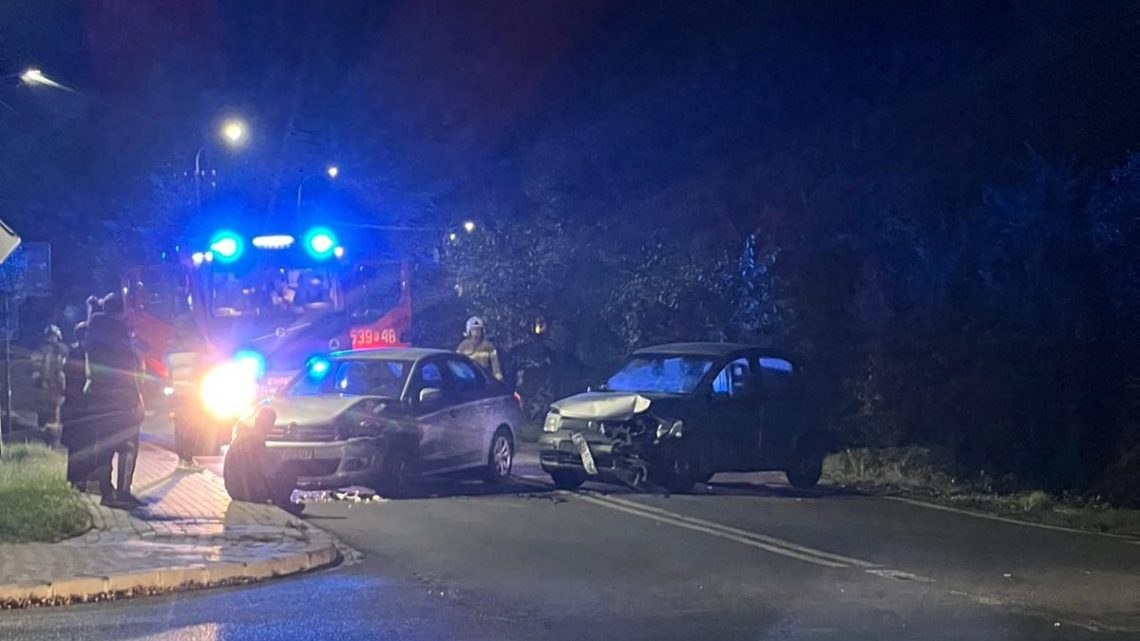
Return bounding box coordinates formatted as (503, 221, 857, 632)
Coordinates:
(374, 442, 417, 498)
(660, 451, 697, 493)
(785, 442, 824, 489)
(484, 429, 514, 483)
(549, 470, 584, 490)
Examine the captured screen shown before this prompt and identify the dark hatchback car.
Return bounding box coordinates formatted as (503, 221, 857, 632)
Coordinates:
(539, 343, 825, 492)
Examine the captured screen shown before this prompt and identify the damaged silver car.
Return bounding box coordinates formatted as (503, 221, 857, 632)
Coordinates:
(539, 343, 826, 492)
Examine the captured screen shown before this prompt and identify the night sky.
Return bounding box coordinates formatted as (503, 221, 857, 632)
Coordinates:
(1, 0, 1138, 299)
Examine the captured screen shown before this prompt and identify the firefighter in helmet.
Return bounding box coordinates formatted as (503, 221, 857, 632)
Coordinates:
(31, 324, 69, 434)
(457, 316, 503, 381)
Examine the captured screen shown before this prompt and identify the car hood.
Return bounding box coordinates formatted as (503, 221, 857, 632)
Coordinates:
(263, 395, 376, 428)
(550, 392, 656, 421)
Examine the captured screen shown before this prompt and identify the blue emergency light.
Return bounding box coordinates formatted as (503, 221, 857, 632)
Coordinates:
(208, 230, 244, 263)
(307, 356, 331, 378)
(303, 227, 338, 260)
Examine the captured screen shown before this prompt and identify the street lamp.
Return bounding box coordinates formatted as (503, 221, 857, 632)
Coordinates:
(19, 68, 70, 91)
(463, 220, 477, 234)
(195, 118, 250, 207)
(20, 68, 47, 85)
(297, 166, 340, 216)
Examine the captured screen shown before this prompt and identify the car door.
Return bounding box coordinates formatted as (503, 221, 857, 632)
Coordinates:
(407, 358, 465, 474)
(706, 355, 764, 470)
(441, 356, 494, 468)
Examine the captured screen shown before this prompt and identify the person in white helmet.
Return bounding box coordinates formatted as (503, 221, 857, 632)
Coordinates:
(32, 324, 69, 434)
(456, 316, 503, 381)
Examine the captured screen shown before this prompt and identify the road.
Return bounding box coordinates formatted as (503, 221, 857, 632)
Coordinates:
(3, 415, 1139, 640)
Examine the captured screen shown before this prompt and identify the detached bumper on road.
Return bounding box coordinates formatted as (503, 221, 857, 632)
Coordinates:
(266, 437, 386, 489)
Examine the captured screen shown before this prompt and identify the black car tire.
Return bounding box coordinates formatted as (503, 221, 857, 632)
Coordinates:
(373, 442, 418, 498)
(483, 429, 514, 483)
(660, 451, 698, 494)
(785, 441, 824, 489)
(549, 470, 585, 490)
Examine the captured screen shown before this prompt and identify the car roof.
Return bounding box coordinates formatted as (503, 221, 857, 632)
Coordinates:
(633, 342, 795, 360)
(326, 347, 455, 361)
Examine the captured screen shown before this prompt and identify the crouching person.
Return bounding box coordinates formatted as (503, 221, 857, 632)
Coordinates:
(224, 407, 302, 516)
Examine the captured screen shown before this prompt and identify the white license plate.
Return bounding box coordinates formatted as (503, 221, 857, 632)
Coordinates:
(571, 432, 598, 475)
(275, 448, 315, 461)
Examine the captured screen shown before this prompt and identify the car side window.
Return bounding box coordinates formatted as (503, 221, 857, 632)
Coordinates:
(711, 358, 754, 399)
(445, 358, 485, 397)
(413, 360, 450, 408)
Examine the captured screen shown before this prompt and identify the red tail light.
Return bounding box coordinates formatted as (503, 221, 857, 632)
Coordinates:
(512, 391, 523, 410)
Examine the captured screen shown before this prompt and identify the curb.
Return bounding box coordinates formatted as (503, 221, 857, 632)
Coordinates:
(0, 535, 340, 608)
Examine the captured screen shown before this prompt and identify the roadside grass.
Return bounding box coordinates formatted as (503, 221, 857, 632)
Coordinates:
(822, 447, 1140, 538)
(0, 443, 91, 543)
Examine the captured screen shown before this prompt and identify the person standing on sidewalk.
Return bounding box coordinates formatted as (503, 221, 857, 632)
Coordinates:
(31, 324, 69, 443)
(61, 321, 98, 490)
(86, 293, 146, 508)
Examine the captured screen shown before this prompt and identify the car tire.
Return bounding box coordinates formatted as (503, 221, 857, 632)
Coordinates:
(484, 429, 514, 483)
(374, 442, 418, 498)
(660, 451, 698, 494)
(549, 470, 584, 490)
(785, 441, 824, 489)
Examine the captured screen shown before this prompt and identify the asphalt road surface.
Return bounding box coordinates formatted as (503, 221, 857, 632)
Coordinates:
(4, 415, 1139, 641)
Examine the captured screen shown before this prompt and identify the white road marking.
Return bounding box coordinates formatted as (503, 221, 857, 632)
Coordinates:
(594, 493, 880, 569)
(572, 492, 851, 568)
(887, 496, 1140, 542)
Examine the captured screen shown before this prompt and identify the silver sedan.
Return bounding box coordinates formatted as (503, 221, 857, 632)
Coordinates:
(235, 347, 523, 494)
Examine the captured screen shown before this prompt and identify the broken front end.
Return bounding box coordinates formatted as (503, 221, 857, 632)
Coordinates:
(538, 393, 687, 488)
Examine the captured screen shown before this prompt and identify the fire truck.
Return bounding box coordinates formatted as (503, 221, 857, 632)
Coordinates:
(123, 224, 412, 455)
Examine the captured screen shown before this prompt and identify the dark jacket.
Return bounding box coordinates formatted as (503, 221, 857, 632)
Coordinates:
(60, 343, 92, 449)
(84, 313, 142, 430)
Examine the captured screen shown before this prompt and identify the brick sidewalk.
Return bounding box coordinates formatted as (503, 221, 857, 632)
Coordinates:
(0, 443, 339, 607)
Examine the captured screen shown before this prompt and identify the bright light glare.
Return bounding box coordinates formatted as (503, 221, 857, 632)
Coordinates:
(304, 227, 338, 259)
(233, 350, 266, 379)
(463, 220, 476, 233)
(333, 246, 345, 258)
(191, 252, 205, 266)
(220, 119, 248, 146)
(308, 357, 331, 377)
(326, 165, 340, 179)
(201, 362, 260, 419)
(20, 68, 47, 85)
(252, 234, 295, 249)
(210, 237, 239, 258)
(209, 231, 243, 263)
(310, 234, 334, 254)
(163, 386, 175, 397)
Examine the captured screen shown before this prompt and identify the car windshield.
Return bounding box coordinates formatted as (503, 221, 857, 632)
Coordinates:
(211, 266, 334, 317)
(286, 358, 411, 398)
(605, 356, 715, 394)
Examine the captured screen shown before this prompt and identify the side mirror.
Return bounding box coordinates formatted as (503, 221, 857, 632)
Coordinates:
(419, 387, 443, 404)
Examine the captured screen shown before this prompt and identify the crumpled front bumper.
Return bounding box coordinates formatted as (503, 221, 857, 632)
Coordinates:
(266, 437, 388, 490)
(538, 431, 649, 486)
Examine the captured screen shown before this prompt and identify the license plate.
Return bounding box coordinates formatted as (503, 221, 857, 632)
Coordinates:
(275, 448, 314, 461)
(571, 432, 598, 475)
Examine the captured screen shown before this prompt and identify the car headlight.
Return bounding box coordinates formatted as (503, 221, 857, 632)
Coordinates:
(656, 419, 684, 440)
(201, 361, 260, 420)
(543, 411, 563, 432)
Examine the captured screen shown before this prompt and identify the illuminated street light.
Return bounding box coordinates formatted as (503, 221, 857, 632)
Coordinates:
(19, 67, 69, 91)
(194, 117, 250, 208)
(20, 68, 47, 85)
(298, 167, 341, 216)
(220, 119, 248, 147)
(463, 220, 476, 234)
